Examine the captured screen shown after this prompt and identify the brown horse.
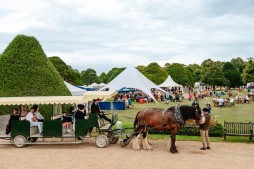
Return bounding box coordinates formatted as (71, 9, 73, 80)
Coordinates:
(121, 105, 201, 153)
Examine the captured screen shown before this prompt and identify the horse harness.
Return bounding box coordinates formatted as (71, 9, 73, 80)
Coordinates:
(174, 106, 184, 126)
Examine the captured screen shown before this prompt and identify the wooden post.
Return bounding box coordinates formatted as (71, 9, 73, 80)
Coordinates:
(224, 121, 227, 141)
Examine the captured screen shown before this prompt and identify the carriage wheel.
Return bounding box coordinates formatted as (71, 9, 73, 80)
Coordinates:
(13, 135, 27, 148)
(109, 137, 119, 144)
(96, 134, 109, 148)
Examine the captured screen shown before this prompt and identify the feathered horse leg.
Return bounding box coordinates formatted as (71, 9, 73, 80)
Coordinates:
(133, 133, 141, 150)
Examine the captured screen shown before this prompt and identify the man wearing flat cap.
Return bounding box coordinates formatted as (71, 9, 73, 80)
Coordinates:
(199, 107, 211, 150)
(91, 98, 112, 123)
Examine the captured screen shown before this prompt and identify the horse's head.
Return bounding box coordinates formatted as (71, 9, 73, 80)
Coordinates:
(193, 104, 202, 124)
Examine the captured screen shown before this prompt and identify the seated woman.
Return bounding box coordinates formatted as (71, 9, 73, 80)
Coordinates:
(21, 106, 28, 117)
(5, 108, 20, 135)
(33, 104, 44, 122)
(61, 111, 72, 133)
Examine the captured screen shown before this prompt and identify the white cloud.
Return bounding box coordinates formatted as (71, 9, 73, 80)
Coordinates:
(0, 0, 253, 74)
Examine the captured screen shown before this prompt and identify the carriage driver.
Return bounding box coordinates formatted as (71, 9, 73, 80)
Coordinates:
(91, 98, 112, 123)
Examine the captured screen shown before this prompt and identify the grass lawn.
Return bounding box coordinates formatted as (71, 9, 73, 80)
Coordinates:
(105, 89, 254, 143)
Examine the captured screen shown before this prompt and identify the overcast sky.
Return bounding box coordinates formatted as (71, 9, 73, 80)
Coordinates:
(0, 0, 254, 74)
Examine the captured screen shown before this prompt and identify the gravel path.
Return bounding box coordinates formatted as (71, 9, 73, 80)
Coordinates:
(0, 138, 253, 169)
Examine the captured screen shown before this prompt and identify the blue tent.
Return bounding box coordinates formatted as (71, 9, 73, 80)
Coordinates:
(77, 86, 96, 91)
(117, 87, 135, 93)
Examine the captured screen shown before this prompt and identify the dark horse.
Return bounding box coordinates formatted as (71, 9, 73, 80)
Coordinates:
(121, 105, 201, 153)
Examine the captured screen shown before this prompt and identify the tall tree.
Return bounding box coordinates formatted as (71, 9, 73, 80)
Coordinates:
(48, 56, 83, 85)
(142, 62, 167, 85)
(230, 57, 246, 73)
(103, 67, 125, 84)
(201, 65, 230, 86)
(165, 63, 195, 86)
(242, 57, 254, 84)
(81, 68, 100, 85)
(99, 72, 107, 83)
(222, 62, 243, 87)
(187, 64, 201, 82)
(136, 65, 146, 72)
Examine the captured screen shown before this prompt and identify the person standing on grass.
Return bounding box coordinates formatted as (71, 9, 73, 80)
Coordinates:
(199, 108, 211, 150)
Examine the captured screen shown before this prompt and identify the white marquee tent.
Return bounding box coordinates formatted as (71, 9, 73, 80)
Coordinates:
(88, 82, 99, 88)
(159, 75, 183, 91)
(64, 81, 87, 96)
(99, 67, 165, 102)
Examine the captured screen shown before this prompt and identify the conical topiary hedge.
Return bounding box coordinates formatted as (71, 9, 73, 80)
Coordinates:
(0, 34, 71, 97)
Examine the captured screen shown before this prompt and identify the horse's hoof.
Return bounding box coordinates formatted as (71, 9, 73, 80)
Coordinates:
(170, 149, 178, 154)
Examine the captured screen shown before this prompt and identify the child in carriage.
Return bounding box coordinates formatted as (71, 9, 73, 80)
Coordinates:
(61, 111, 72, 133)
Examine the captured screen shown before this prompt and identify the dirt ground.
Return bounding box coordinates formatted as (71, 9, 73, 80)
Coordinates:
(0, 138, 253, 169)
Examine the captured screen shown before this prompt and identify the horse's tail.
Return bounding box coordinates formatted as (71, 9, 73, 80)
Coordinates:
(133, 111, 141, 131)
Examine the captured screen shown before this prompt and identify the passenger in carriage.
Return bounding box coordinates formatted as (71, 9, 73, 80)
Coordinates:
(61, 111, 72, 132)
(75, 104, 86, 119)
(5, 108, 20, 135)
(91, 98, 111, 123)
(33, 104, 44, 122)
(26, 107, 43, 135)
(68, 105, 76, 122)
(21, 106, 28, 117)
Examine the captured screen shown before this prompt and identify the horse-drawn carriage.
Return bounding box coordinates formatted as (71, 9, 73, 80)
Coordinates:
(0, 91, 122, 148)
(0, 92, 202, 153)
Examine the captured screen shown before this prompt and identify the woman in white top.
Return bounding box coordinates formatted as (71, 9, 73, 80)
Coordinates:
(33, 104, 44, 122)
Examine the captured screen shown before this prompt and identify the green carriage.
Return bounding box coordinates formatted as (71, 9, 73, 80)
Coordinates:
(0, 91, 116, 148)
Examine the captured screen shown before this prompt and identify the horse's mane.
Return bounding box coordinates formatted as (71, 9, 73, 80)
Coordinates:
(168, 105, 197, 120)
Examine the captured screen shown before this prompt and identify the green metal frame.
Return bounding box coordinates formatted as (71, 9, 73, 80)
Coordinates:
(43, 120, 62, 138)
(75, 113, 99, 137)
(11, 121, 30, 138)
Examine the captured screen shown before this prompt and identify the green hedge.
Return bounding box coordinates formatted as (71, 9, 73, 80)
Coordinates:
(0, 35, 71, 115)
(149, 123, 224, 137)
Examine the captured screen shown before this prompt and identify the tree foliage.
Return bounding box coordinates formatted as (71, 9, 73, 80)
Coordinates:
(0, 35, 70, 97)
(165, 63, 195, 86)
(201, 65, 230, 86)
(99, 72, 107, 83)
(187, 64, 201, 82)
(141, 62, 167, 85)
(230, 57, 246, 73)
(48, 56, 83, 85)
(242, 58, 254, 83)
(81, 68, 100, 85)
(103, 67, 125, 84)
(222, 62, 242, 87)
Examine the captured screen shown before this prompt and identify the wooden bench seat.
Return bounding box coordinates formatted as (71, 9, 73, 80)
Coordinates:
(224, 121, 253, 143)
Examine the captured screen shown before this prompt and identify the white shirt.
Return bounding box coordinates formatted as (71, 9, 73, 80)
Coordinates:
(34, 111, 44, 120)
(26, 112, 34, 123)
(200, 113, 206, 124)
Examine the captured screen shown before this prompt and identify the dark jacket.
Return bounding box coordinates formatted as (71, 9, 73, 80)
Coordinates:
(91, 102, 101, 115)
(5, 114, 19, 134)
(75, 110, 85, 119)
(200, 114, 211, 130)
